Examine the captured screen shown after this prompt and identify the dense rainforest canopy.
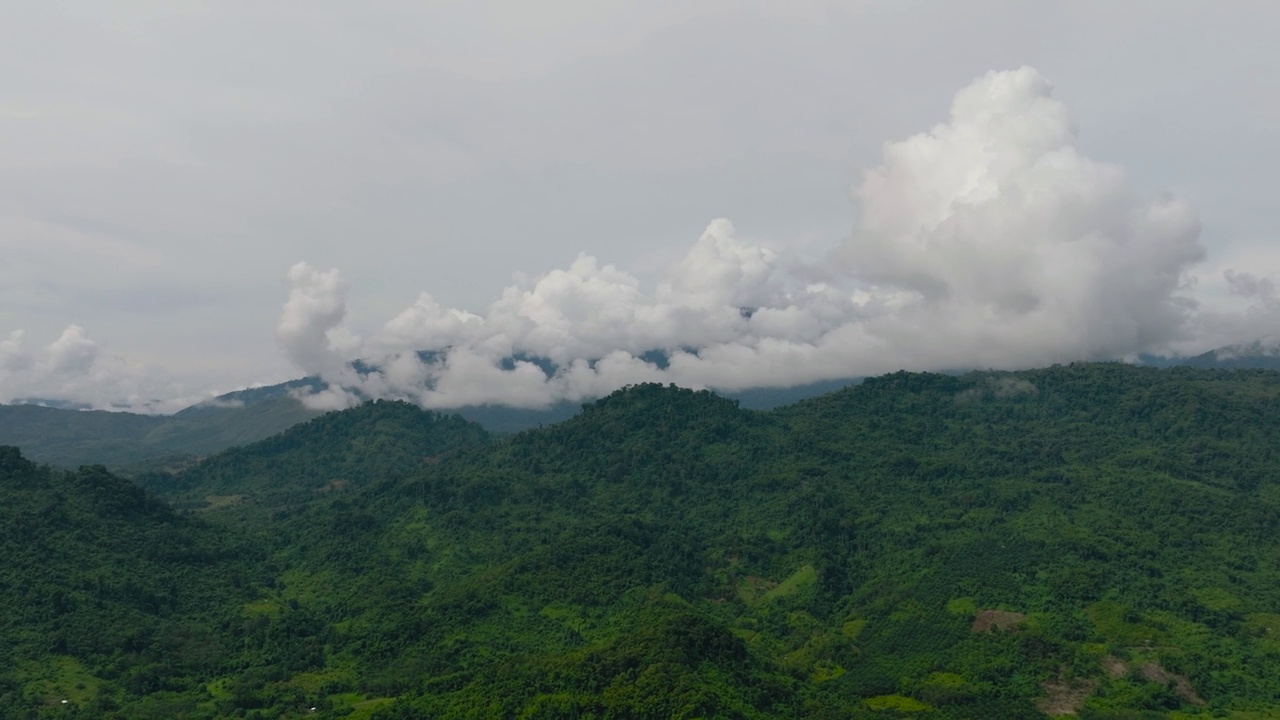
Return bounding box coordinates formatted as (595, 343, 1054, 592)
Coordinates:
(5, 363, 1280, 718)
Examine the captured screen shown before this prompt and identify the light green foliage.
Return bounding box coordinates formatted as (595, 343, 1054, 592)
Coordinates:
(1192, 586, 1241, 612)
(17, 657, 102, 707)
(842, 618, 868, 639)
(866, 693, 933, 711)
(762, 564, 817, 602)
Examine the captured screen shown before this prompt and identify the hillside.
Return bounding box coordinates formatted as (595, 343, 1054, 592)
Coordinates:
(0, 448, 264, 717)
(10, 364, 1280, 718)
(140, 400, 491, 516)
(1178, 340, 1280, 371)
(0, 395, 322, 471)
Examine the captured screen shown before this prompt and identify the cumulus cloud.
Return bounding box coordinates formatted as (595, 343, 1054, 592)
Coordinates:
(281, 67, 1207, 410)
(45, 325, 99, 376)
(0, 331, 29, 373)
(0, 325, 199, 413)
(276, 262, 362, 376)
(834, 67, 1204, 369)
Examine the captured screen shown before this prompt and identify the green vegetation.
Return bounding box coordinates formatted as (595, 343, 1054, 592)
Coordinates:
(6, 363, 1280, 717)
(0, 395, 322, 471)
(0, 376, 859, 471)
(0, 446, 261, 716)
(137, 400, 491, 516)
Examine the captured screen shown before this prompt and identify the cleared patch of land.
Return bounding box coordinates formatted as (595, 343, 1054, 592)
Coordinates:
(1036, 678, 1097, 716)
(971, 609, 1026, 633)
(1139, 662, 1205, 706)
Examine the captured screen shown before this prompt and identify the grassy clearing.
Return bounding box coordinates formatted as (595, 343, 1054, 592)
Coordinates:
(199, 494, 247, 510)
(762, 564, 817, 602)
(18, 656, 102, 707)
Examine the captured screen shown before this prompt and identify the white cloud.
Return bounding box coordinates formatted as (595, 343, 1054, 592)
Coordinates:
(836, 67, 1204, 366)
(0, 325, 198, 413)
(281, 67, 1209, 409)
(45, 325, 98, 376)
(276, 262, 358, 377)
(0, 331, 29, 373)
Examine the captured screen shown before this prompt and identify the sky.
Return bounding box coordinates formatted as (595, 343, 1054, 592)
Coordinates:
(2, 1, 1279, 412)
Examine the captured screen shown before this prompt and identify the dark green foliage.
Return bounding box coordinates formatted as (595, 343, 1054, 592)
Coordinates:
(139, 400, 490, 513)
(0, 448, 264, 715)
(10, 364, 1280, 717)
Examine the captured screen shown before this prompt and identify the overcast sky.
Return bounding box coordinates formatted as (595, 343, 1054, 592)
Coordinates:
(3, 1, 1279, 411)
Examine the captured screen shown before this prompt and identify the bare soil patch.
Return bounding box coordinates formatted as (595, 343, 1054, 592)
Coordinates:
(1139, 663, 1205, 706)
(1103, 656, 1127, 678)
(971, 609, 1026, 633)
(1036, 679, 1097, 716)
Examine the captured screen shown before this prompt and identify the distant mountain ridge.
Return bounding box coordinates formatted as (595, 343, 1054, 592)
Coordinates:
(1178, 338, 1280, 370)
(8, 339, 1280, 472)
(1134, 337, 1280, 370)
(0, 392, 324, 471)
(0, 370, 861, 470)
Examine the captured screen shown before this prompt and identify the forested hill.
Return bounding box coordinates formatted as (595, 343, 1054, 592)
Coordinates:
(0, 447, 267, 716)
(9, 363, 1280, 718)
(0, 396, 322, 471)
(139, 400, 492, 514)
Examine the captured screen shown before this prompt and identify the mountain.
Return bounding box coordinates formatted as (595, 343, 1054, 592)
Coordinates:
(0, 404, 172, 469)
(78, 362, 1280, 718)
(11, 336, 1280, 475)
(0, 392, 324, 471)
(172, 378, 325, 413)
(1138, 338, 1280, 371)
(1174, 339, 1280, 370)
(0, 370, 859, 472)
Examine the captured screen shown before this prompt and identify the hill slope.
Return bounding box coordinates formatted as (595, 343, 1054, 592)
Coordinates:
(142, 400, 491, 514)
(12, 364, 1280, 718)
(0, 395, 322, 471)
(129, 364, 1280, 718)
(0, 448, 269, 716)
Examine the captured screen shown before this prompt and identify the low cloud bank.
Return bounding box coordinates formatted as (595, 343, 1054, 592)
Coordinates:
(0, 326, 196, 413)
(280, 67, 1210, 410)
